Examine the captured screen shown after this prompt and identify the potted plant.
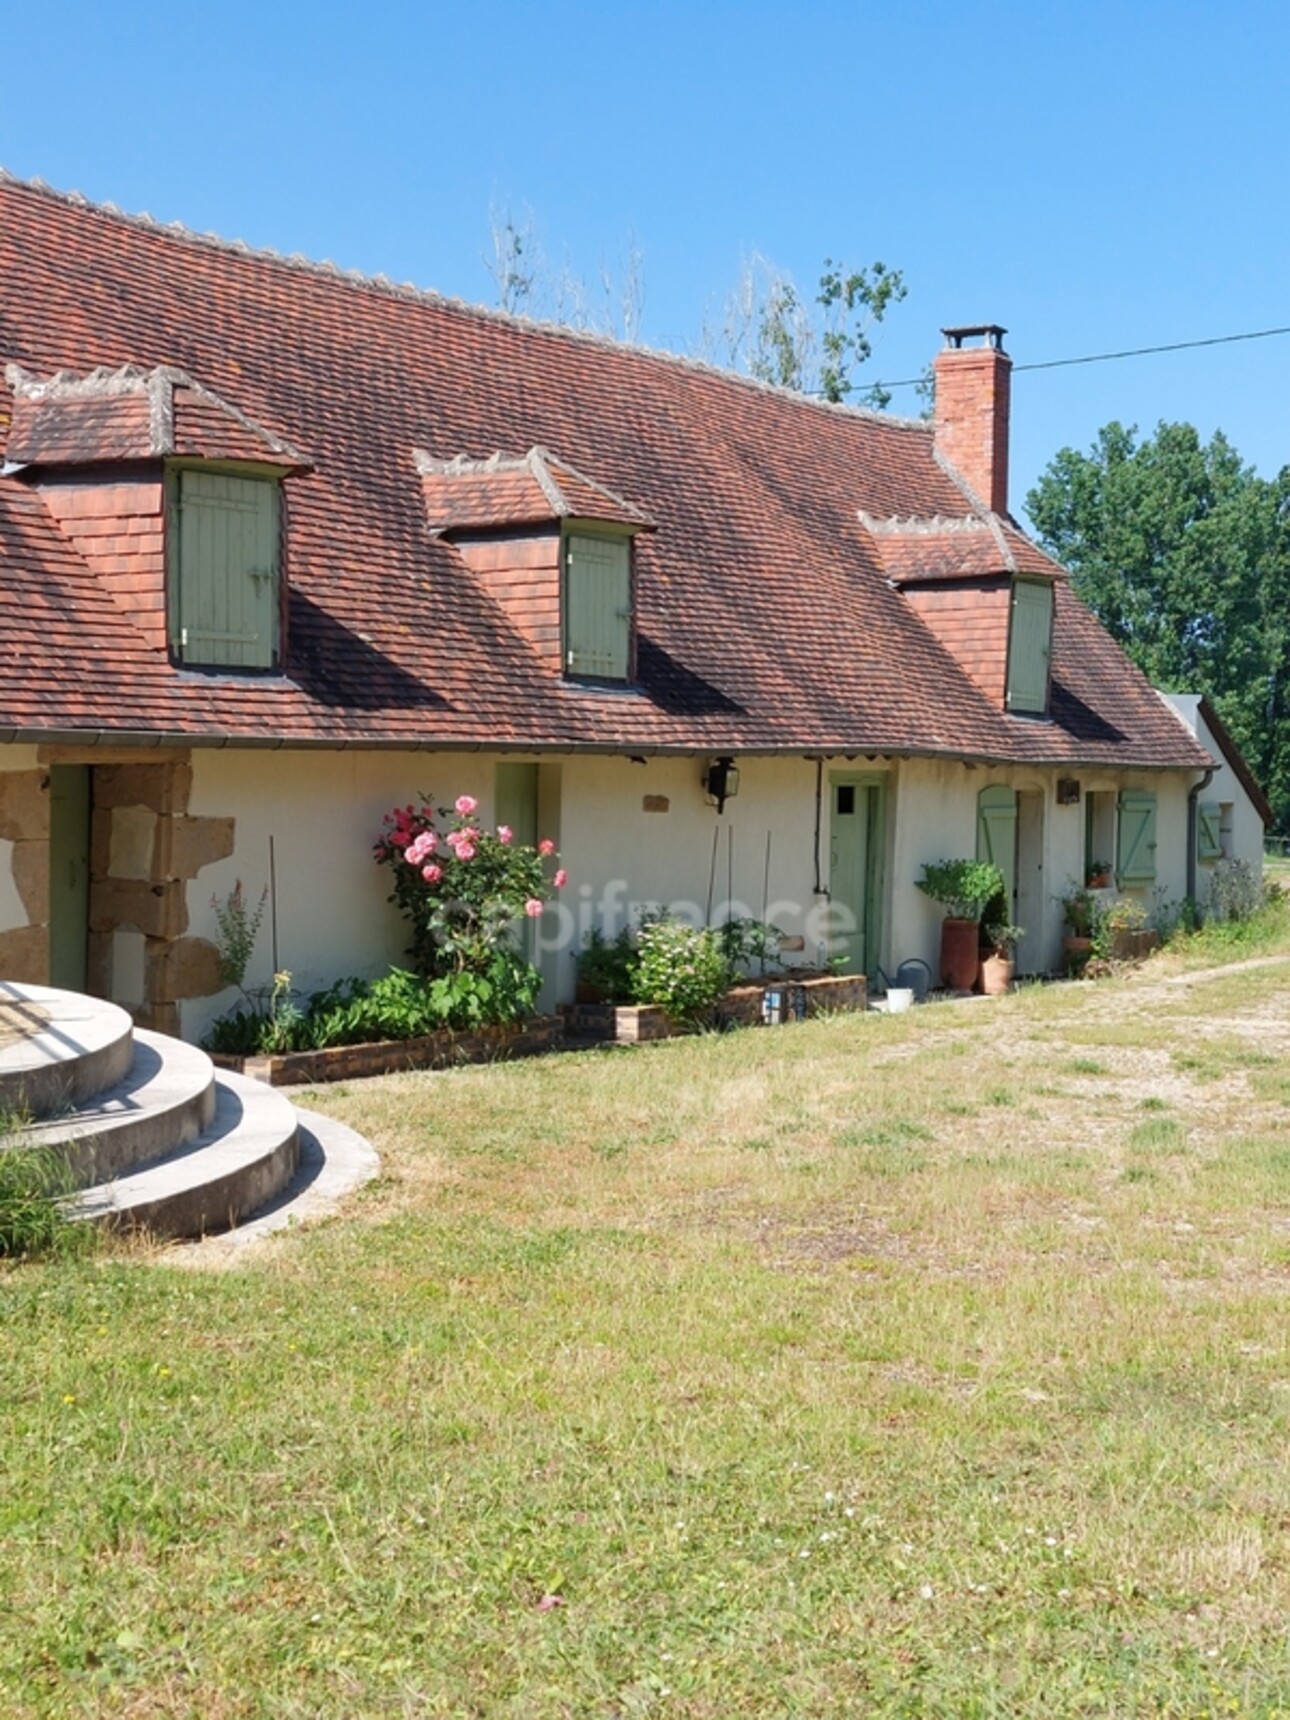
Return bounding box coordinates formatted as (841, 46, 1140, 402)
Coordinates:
(1086, 858, 1113, 889)
(980, 920, 1024, 995)
(1059, 885, 1099, 974)
(917, 859, 1005, 991)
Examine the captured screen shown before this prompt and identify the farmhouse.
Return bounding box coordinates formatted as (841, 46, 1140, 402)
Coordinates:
(0, 173, 1258, 1039)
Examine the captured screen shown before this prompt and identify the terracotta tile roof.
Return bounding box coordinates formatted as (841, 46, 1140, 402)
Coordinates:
(4, 362, 308, 469)
(0, 172, 1209, 771)
(861, 513, 1067, 585)
(416, 447, 654, 534)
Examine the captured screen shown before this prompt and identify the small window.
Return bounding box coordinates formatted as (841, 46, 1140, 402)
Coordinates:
(1117, 790, 1158, 884)
(836, 785, 856, 816)
(169, 467, 280, 669)
(564, 531, 631, 681)
(1005, 578, 1053, 715)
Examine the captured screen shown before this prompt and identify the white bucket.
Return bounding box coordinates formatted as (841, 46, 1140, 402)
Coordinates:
(885, 988, 914, 1014)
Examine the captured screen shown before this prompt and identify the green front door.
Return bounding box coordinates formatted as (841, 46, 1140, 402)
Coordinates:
(828, 773, 885, 977)
(49, 764, 90, 992)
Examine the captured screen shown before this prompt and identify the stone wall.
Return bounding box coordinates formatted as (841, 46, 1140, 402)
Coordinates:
(0, 750, 234, 1033)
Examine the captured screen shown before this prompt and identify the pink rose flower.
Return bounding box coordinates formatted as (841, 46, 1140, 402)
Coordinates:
(497, 824, 513, 845)
(455, 842, 476, 861)
(390, 830, 410, 848)
(524, 898, 544, 918)
(406, 830, 438, 866)
(455, 795, 479, 817)
(422, 863, 442, 883)
(538, 838, 555, 857)
(553, 869, 568, 888)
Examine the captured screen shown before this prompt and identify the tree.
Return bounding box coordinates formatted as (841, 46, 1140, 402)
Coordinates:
(485, 208, 907, 406)
(1026, 422, 1290, 829)
(703, 251, 906, 405)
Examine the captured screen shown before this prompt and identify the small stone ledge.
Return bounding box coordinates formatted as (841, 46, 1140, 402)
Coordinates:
(211, 1015, 565, 1087)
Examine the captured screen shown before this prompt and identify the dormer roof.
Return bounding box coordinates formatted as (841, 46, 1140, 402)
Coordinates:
(415, 447, 654, 535)
(860, 512, 1066, 584)
(4, 363, 310, 471)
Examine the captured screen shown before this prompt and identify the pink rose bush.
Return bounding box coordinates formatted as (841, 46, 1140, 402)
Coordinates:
(375, 793, 566, 996)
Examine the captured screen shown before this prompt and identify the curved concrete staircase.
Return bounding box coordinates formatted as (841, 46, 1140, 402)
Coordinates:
(0, 982, 376, 1242)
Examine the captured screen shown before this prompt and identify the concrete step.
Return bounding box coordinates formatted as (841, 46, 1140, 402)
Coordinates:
(23, 1029, 217, 1187)
(0, 982, 134, 1118)
(68, 1070, 300, 1241)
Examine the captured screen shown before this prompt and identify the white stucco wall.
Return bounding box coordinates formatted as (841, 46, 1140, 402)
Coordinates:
(171, 743, 1209, 1038)
(1161, 694, 1267, 903)
(184, 750, 837, 1037)
(0, 740, 1223, 1037)
(887, 758, 1197, 976)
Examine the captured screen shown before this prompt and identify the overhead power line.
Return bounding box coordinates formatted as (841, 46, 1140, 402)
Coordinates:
(868, 322, 1290, 394)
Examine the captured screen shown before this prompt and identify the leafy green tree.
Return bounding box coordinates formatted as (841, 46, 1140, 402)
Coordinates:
(1026, 422, 1290, 829)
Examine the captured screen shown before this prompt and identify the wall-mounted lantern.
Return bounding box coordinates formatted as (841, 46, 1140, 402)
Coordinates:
(703, 756, 740, 815)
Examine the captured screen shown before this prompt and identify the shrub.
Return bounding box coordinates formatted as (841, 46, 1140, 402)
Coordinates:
(576, 927, 639, 1002)
(1208, 857, 1262, 924)
(917, 860, 1005, 922)
(374, 794, 565, 982)
(632, 918, 730, 1024)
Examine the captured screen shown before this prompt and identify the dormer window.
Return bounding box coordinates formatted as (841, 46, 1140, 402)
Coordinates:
(417, 447, 653, 684)
(168, 466, 281, 669)
(563, 528, 632, 681)
(1004, 577, 1054, 715)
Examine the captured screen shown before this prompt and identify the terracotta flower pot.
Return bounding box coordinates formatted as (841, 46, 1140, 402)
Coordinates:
(939, 917, 980, 991)
(1062, 935, 1093, 974)
(980, 953, 1014, 995)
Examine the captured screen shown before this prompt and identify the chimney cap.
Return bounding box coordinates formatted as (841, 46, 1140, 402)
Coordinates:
(940, 324, 1008, 352)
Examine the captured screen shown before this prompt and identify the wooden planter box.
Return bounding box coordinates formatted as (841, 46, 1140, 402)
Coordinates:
(210, 1015, 564, 1087)
(561, 973, 868, 1044)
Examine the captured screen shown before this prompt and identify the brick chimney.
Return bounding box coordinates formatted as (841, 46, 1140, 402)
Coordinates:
(934, 325, 1012, 516)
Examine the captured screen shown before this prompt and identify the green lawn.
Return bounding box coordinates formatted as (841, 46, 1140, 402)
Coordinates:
(4, 934, 1290, 1716)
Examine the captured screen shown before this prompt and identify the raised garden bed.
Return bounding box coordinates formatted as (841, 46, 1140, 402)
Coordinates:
(211, 1014, 564, 1087)
(562, 973, 868, 1044)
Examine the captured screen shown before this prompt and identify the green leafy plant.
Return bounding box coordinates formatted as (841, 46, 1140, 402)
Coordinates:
(717, 917, 784, 979)
(917, 860, 1005, 922)
(984, 921, 1025, 958)
(1060, 886, 1099, 938)
(0, 1131, 92, 1261)
(203, 953, 543, 1056)
(632, 918, 730, 1025)
(576, 927, 639, 1003)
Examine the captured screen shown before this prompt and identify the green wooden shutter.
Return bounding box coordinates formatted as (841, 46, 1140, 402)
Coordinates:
(1117, 791, 1158, 883)
(1197, 801, 1223, 862)
(976, 784, 1018, 906)
(173, 469, 279, 668)
(1005, 579, 1053, 714)
(565, 533, 630, 680)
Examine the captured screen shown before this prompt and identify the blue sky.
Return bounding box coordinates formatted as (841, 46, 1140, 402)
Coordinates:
(4, 0, 1287, 520)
